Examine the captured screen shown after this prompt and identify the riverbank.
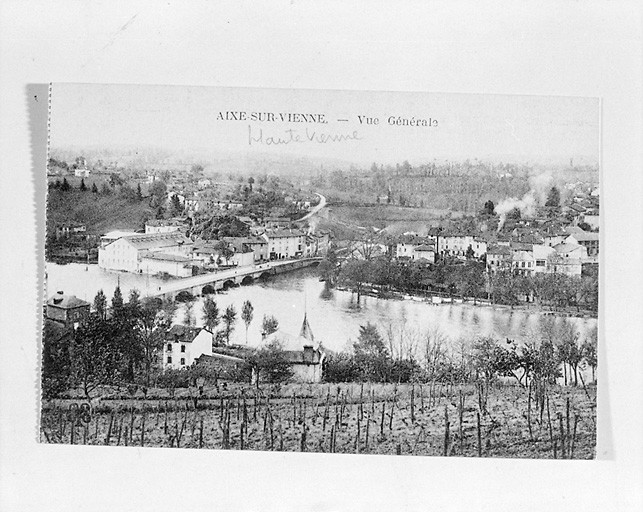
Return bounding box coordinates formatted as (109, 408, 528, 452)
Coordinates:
(335, 284, 598, 320)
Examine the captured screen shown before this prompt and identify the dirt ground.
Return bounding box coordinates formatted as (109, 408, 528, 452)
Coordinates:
(40, 382, 596, 459)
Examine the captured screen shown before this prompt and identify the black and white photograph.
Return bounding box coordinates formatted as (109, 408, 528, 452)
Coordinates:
(42, 84, 599, 458)
(2, 2, 642, 511)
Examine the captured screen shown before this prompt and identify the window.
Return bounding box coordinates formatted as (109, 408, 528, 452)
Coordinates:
(167, 343, 172, 351)
(181, 345, 186, 353)
(167, 356, 172, 364)
(180, 358, 186, 365)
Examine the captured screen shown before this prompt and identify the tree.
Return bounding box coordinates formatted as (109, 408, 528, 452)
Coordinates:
(261, 314, 279, 336)
(136, 183, 143, 200)
(41, 323, 73, 399)
(482, 200, 495, 216)
(557, 319, 582, 386)
(545, 186, 561, 207)
(134, 297, 175, 386)
(339, 259, 370, 303)
(61, 178, 71, 191)
(241, 300, 254, 344)
(79, 178, 87, 191)
(149, 180, 167, 208)
(91, 182, 99, 194)
(203, 297, 220, 332)
(101, 182, 111, 195)
(93, 290, 107, 320)
(322, 352, 359, 382)
(353, 323, 390, 382)
(247, 176, 255, 192)
(71, 314, 126, 399)
(111, 286, 124, 316)
(249, 340, 294, 385)
(221, 305, 237, 345)
(581, 326, 598, 382)
(184, 301, 196, 327)
(170, 194, 183, 217)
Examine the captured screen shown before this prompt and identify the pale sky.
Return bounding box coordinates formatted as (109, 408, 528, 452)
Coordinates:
(50, 83, 599, 166)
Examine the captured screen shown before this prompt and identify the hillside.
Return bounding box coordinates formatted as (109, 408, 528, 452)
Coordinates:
(47, 188, 154, 237)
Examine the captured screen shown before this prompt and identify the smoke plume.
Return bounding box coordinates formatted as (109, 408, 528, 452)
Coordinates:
(496, 173, 553, 231)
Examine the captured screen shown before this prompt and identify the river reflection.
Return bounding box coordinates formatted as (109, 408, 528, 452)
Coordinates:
(46, 263, 597, 354)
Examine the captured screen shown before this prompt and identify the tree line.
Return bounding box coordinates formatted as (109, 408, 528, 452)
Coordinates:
(42, 286, 293, 399)
(328, 255, 597, 313)
(323, 319, 597, 391)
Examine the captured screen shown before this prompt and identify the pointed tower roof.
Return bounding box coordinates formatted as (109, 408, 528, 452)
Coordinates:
(299, 313, 315, 342)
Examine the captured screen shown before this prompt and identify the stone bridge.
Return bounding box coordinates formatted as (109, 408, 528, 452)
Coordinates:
(148, 257, 322, 300)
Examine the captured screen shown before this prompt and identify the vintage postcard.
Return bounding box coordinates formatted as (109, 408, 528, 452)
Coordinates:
(41, 84, 599, 458)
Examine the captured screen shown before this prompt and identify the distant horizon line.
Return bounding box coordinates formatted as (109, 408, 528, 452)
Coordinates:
(49, 144, 599, 169)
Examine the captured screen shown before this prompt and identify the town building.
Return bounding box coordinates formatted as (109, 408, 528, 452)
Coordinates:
(413, 244, 436, 263)
(98, 231, 193, 276)
(144, 219, 185, 234)
(486, 245, 512, 271)
(55, 222, 87, 240)
(438, 233, 486, 259)
(163, 325, 214, 369)
(263, 228, 305, 259)
(511, 250, 535, 275)
(550, 242, 587, 276)
(140, 252, 193, 277)
(581, 213, 600, 230)
(223, 236, 268, 263)
(74, 168, 90, 178)
(261, 314, 325, 383)
(46, 291, 90, 330)
(565, 231, 599, 257)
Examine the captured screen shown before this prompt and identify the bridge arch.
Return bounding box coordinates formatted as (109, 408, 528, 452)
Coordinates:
(241, 275, 254, 285)
(202, 284, 216, 295)
(221, 279, 236, 290)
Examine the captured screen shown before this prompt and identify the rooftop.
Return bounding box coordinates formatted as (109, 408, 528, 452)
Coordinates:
(47, 291, 90, 309)
(140, 251, 191, 263)
(121, 232, 191, 250)
(166, 325, 209, 343)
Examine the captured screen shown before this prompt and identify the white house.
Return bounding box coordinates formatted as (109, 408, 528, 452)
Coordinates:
(532, 244, 556, 273)
(163, 325, 214, 369)
(263, 228, 305, 259)
(224, 236, 268, 263)
(565, 231, 599, 257)
(144, 219, 184, 234)
(74, 168, 90, 178)
(582, 214, 600, 230)
(139, 252, 193, 277)
(511, 250, 535, 275)
(550, 242, 587, 276)
(413, 244, 436, 263)
(438, 233, 486, 259)
(98, 232, 193, 275)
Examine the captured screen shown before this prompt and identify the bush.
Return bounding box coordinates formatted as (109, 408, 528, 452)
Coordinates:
(323, 352, 360, 382)
(249, 340, 294, 384)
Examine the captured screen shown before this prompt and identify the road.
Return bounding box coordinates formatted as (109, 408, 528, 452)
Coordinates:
(298, 193, 326, 221)
(148, 258, 320, 297)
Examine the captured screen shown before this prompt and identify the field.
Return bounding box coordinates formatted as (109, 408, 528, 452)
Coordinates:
(40, 382, 596, 458)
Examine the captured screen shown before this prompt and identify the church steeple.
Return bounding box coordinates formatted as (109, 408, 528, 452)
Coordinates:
(299, 312, 315, 342)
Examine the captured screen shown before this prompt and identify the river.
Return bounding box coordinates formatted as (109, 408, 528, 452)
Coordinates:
(45, 263, 598, 356)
